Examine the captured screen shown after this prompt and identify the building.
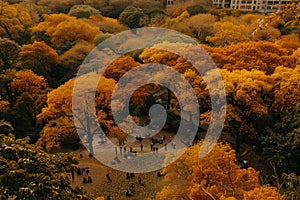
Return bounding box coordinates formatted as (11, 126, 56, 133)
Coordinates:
(213, 0, 292, 13)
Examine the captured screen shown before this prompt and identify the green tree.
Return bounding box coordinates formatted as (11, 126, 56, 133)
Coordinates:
(119, 6, 147, 29)
(260, 103, 300, 174)
(0, 134, 88, 199)
(68, 4, 101, 18)
(186, 4, 207, 16)
(282, 173, 300, 200)
(100, 0, 133, 19)
(0, 38, 21, 72)
(93, 33, 113, 46)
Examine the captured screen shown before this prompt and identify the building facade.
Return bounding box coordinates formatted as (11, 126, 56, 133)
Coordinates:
(212, 0, 292, 13)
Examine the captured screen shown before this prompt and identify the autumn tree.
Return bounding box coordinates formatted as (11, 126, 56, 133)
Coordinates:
(88, 15, 128, 34)
(263, 0, 300, 35)
(18, 41, 59, 87)
(38, 75, 115, 153)
(156, 142, 282, 200)
(103, 56, 140, 81)
(187, 13, 216, 43)
(8, 70, 48, 129)
(204, 41, 296, 75)
(275, 34, 300, 53)
(0, 2, 34, 43)
(162, 11, 194, 37)
(0, 134, 88, 199)
(59, 40, 94, 82)
(206, 21, 249, 46)
(271, 66, 300, 112)
(252, 19, 281, 41)
(31, 13, 100, 47)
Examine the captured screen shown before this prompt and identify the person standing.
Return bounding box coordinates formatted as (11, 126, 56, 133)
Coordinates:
(106, 173, 112, 183)
(140, 143, 143, 151)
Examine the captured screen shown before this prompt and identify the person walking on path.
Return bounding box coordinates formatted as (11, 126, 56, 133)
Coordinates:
(140, 143, 143, 151)
(106, 173, 112, 183)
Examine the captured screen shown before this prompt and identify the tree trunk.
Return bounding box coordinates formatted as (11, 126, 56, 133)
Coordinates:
(235, 133, 241, 154)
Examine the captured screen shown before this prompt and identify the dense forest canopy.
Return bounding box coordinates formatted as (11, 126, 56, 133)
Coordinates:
(0, 0, 299, 199)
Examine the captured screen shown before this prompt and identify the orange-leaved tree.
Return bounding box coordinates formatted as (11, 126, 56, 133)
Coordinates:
(156, 142, 283, 200)
(18, 41, 59, 86)
(37, 74, 116, 152)
(204, 41, 296, 75)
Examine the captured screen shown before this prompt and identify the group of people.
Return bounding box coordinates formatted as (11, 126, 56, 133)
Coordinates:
(74, 167, 93, 184)
(125, 175, 145, 197)
(105, 171, 145, 198)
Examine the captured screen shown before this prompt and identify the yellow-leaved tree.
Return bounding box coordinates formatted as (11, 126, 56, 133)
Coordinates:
(31, 13, 100, 47)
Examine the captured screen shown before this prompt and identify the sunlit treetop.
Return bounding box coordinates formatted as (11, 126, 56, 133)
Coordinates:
(31, 13, 100, 47)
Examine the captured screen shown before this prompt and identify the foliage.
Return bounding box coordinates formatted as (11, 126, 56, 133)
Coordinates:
(0, 2, 34, 43)
(282, 173, 300, 200)
(68, 4, 101, 18)
(209, 8, 242, 18)
(156, 142, 282, 200)
(260, 103, 300, 174)
(206, 21, 249, 46)
(186, 4, 207, 16)
(132, 0, 164, 9)
(93, 33, 113, 46)
(58, 40, 94, 82)
(264, 0, 300, 35)
(88, 15, 127, 34)
(252, 19, 281, 41)
(38, 75, 115, 152)
(37, 0, 83, 13)
(275, 34, 300, 53)
(31, 13, 100, 47)
(0, 134, 88, 199)
(99, 0, 133, 19)
(7, 70, 49, 128)
(204, 41, 295, 75)
(103, 56, 139, 81)
(18, 41, 59, 87)
(271, 66, 300, 112)
(0, 38, 21, 72)
(187, 13, 216, 42)
(162, 11, 194, 37)
(119, 6, 147, 29)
